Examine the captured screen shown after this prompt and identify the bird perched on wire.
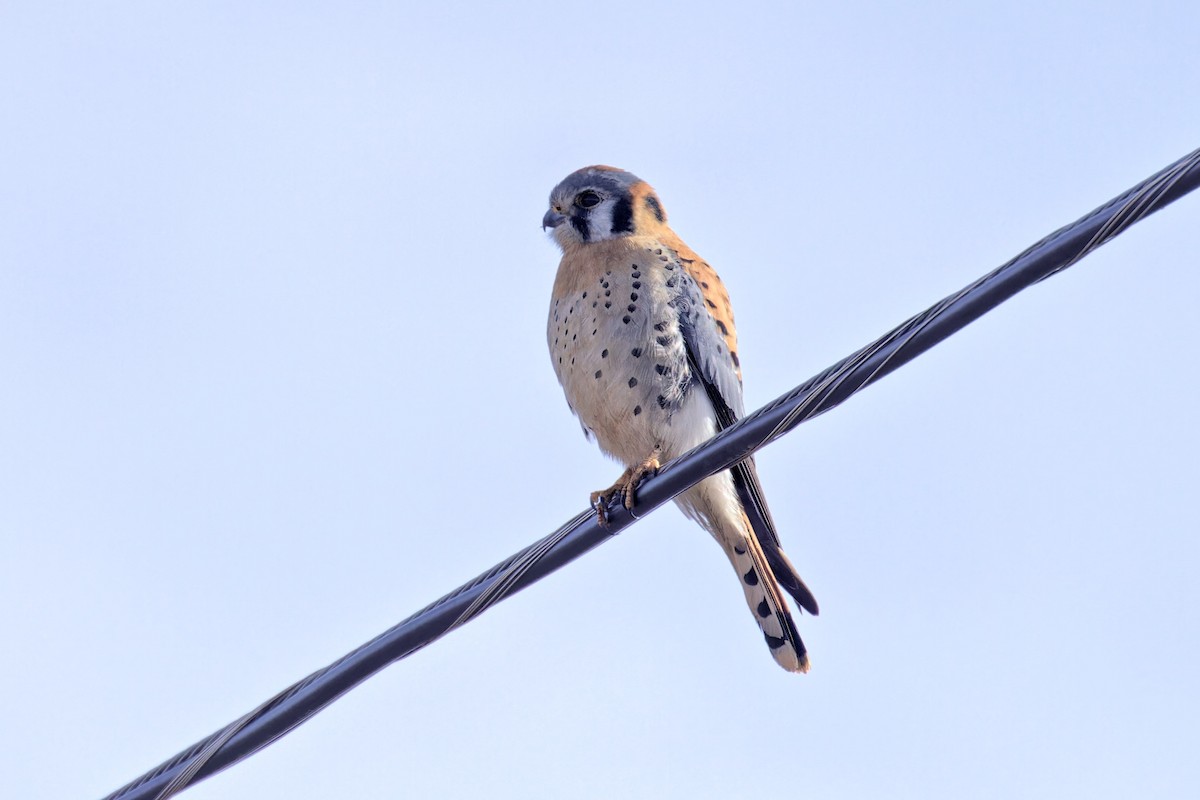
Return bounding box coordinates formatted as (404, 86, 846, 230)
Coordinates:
(543, 165, 819, 672)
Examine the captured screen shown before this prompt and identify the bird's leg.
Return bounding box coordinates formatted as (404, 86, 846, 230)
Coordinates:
(622, 445, 662, 510)
(590, 448, 667, 522)
(590, 468, 633, 526)
(589, 445, 663, 525)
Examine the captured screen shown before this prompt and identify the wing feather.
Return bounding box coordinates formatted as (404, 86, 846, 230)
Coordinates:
(673, 261, 819, 616)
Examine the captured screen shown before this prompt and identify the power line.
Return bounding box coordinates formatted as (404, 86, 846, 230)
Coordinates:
(102, 147, 1200, 800)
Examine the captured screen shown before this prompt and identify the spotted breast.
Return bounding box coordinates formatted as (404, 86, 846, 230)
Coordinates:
(544, 166, 819, 672)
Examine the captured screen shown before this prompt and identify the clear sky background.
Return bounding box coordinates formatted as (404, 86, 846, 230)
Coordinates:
(2, 3, 1198, 799)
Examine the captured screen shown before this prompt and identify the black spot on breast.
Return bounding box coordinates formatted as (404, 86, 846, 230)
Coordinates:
(632, 281, 641, 289)
(633, 405, 642, 416)
(657, 394, 668, 409)
(757, 600, 770, 618)
(645, 195, 665, 222)
(605, 301, 611, 308)
(622, 315, 631, 324)
(666, 276, 677, 288)
(601, 349, 608, 358)
(594, 370, 602, 379)
(743, 568, 759, 586)
(627, 304, 636, 312)
(610, 195, 633, 234)
(630, 292, 638, 301)
(655, 364, 667, 375)
(656, 335, 670, 346)
(604, 289, 611, 296)
(628, 377, 638, 388)
(632, 269, 641, 278)
(653, 322, 666, 332)
(631, 348, 642, 358)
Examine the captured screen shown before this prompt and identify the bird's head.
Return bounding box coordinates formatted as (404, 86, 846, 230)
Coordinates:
(542, 165, 669, 250)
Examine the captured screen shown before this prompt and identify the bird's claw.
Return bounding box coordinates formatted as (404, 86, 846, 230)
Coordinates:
(589, 486, 618, 526)
(589, 447, 662, 526)
(621, 453, 661, 510)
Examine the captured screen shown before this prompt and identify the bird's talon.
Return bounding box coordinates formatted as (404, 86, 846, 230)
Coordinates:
(590, 477, 628, 526)
(589, 490, 612, 526)
(621, 449, 662, 511)
(622, 486, 638, 511)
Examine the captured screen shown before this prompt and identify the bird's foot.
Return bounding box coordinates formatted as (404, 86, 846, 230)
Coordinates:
(622, 448, 662, 510)
(589, 447, 662, 526)
(589, 471, 630, 526)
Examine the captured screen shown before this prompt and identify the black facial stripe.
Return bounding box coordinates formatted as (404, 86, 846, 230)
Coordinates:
(644, 194, 664, 222)
(570, 215, 590, 241)
(610, 194, 633, 234)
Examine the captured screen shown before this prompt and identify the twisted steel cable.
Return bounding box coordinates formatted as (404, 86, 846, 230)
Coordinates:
(102, 147, 1200, 800)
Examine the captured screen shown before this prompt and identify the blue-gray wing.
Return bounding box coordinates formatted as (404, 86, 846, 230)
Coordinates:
(673, 267, 820, 616)
(672, 270, 746, 417)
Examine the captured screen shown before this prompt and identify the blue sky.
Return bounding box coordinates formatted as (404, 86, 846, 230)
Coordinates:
(2, 3, 1198, 798)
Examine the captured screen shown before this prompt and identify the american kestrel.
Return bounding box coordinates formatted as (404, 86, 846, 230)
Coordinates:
(544, 166, 819, 672)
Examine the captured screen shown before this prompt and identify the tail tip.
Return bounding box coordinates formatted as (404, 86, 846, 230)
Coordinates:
(769, 637, 811, 673)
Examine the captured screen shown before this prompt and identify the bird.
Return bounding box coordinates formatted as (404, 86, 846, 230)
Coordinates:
(543, 165, 819, 672)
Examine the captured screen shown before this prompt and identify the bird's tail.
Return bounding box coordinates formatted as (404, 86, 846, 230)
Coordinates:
(721, 511, 809, 672)
(678, 478, 809, 673)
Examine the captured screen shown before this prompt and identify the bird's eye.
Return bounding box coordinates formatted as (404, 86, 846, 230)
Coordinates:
(574, 191, 602, 209)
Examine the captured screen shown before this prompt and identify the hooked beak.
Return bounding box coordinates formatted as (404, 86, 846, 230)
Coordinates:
(542, 208, 566, 231)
